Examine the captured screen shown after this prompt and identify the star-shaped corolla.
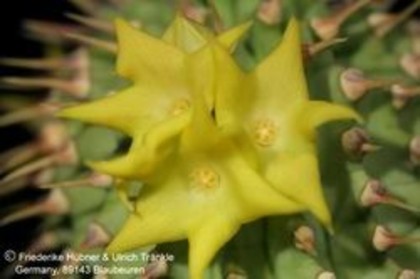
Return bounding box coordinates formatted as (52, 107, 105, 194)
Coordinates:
(58, 16, 251, 180)
(215, 18, 361, 230)
(106, 50, 304, 278)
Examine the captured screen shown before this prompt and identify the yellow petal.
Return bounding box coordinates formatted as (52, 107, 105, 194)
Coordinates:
(186, 42, 253, 137)
(226, 152, 304, 220)
(58, 86, 143, 135)
(188, 219, 239, 279)
(297, 101, 363, 138)
(89, 111, 191, 179)
(162, 14, 209, 53)
(213, 45, 254, 135)
(254, 18, 308, 111)
(107, 213, 185, 253)
(162, 14, 252, 54)
(115, 18, 185, 84)
(217, 21, 253, 52)
(265, 152, 333, 231)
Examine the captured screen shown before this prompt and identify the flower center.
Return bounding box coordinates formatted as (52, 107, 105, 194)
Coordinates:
(169, 99, 190, 116)
(190, 166, 220, 189)
(253, 118, 277, 147)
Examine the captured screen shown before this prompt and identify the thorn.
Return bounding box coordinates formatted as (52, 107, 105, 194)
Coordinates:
(108, 0, 130, 6)
(226, 273, 247, 279)
(180, 3, 209, 24)
(341, 127, 380, 157)
(409, 136, 420, 166)
(0, 168, 53, 196)
(142, 258, 169, 279)
(80, 222, 111, 249)
(0, 121, 68, 173)
(406, 20, 420, 54)
(305, 37, 347, 58)
(40, 172, 113, 189)
(0, 189, 69, 226)
(317, 271, 336, 279)
(32, 168, 55, 187)
(66, 13, 115, 34)
(24, 20, 86, 44)
(310, 0, 372, 40)
(257, 0, 283, 25)
(397, 269, 417, 279)
(294, 225, 317, 256)
(0, 176, 30, 196)
(208, 0, 224, 33)
(224, 264, 247, 279)
(360, 143, 382, 153)
(68, 0, 101, 15)
(27, 231, 60, 254)
(391, 84, 420, 109)
(407, 19, 420, 37)
(360, 179, 420, 213)
(37, 121, 70, 153)
(0, 155, 56, 186)
(0, 102, 61, 128)
(372, 225, 420, 252)
(52, 142, 79, 165)
(400, 53, 420, 79)
(0, 142, 78, 186)
(65, 32, 117, 53)
(369, 0, 420, 38)
(0, 75, 90, 99)
(0, 143, 38, 173)
(340, 68, 397, 101)
(0, 48, 89, 72)
(0, 57, 63, 70)
(367, 13, 397, 36)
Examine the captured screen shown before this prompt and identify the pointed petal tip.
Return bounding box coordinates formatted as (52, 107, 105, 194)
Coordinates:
(300, 101, 363, 133)
(218, 21, 253, 50)
(286, 17, 300, 33)
(233, 20, 254, 34)
(56, 106, 79, 120)
(85, 160, 118, 178)
(105, 241, 121, 254)
(85, 158, 135, 179)
(312, 209, 334, 235)
(114, 17, 127, 29)
(85, 160, 106, 174)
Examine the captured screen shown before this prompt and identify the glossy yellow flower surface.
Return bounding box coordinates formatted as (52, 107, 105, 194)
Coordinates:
(59, 16, 360, 279)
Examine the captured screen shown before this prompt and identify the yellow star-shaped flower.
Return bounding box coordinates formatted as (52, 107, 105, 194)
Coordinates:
(59, 15, 251, 179)
(184, 18, 361, 231)
(233, 19, 362, 230)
